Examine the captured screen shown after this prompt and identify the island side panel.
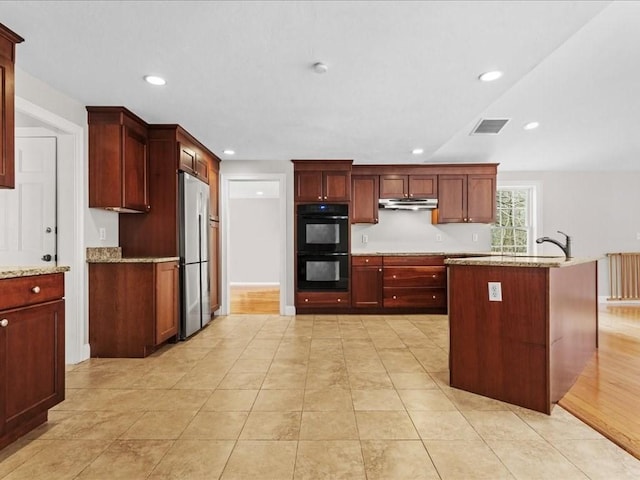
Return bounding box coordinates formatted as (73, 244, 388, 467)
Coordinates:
(449, 265, 550, 413)
(548, 261, 598, 403)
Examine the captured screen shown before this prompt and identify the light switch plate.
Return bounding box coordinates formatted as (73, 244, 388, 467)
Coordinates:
(488, 282, 502, 301)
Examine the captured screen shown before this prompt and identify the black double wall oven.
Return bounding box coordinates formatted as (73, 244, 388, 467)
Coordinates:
(296, 203, 349, 292)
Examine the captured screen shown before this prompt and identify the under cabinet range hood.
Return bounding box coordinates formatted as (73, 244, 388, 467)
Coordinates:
(378, 198, 438, 210)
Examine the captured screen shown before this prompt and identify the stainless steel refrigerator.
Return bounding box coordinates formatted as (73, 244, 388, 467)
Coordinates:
(178, 172, 211, 339)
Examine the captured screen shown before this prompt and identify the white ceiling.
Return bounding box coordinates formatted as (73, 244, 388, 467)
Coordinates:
(3, 1, 637, 171)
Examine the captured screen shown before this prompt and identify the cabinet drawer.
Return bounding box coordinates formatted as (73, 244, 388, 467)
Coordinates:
(296, 291, 350, 307)
(352, 256, 383, 267)
(0, 273, 64, 310)
(384, 266, 446, 287)
(383, 288, 446, 308)
(383, 255, 445, 266)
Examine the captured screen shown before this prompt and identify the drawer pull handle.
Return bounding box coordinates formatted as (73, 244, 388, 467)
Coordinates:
(32, 286, 41, 294)
(365, 259, 369, 263)
(304, 298, 309, 302)
(392, 275, 396, 279)
(392, 295, 397, 299)
(433, 295, 436, 299)
(432, 274, 436, 278)
(337, 299, 341, 302)
(0, 319, 8, 327)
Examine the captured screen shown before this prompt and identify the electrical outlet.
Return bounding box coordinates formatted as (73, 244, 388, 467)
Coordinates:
(436, 233, 443, 242)
(99, 227, 106, 240)
(472, 233, 478, 242)
(362, 234, 368, 244)
(488, 282, 502, 301)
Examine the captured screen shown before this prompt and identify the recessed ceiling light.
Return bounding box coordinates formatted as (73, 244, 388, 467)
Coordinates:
(223, 149, 235, 155)
(313, 62, 328, 74)
(523, 121, 540, 130)
(143, 75, 166, 86)
(478, 71, 503, 82)
(411, 148, 424, 155)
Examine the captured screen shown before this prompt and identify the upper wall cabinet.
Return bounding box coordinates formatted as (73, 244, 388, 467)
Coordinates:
(437, 172, 496, 224)
(87, 107, 150, 213)
(379, 174, 437, 199)
(0, 24, 24, 189)
(292, 160, 353, 203)
(351, 175, 379, 224)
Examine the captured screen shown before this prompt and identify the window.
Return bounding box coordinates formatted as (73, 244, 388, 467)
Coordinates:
(491, 186, 535, 254)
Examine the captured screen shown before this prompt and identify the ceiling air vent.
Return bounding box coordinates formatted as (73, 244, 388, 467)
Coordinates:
(471, 118, 509, 135)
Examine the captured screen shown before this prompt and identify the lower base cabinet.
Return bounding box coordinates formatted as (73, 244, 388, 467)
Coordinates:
(0, 273, 65, 450)
(351, 255, 447, 313)
(89, 261, 179, 358)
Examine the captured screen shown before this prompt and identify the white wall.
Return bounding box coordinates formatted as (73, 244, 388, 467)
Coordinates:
(499, 171, 640, 297)
(229, 197, 280, 284)
(14, 67, 97, 363)
(352, 210, 491, 254)
(220, 160, 294, 309)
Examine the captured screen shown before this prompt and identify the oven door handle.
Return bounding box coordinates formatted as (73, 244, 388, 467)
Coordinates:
(301, 215, 348, 220)
(298, 252, 349, 256)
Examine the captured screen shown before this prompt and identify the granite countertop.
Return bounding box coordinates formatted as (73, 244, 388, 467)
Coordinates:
(86, 247, 178, 264)
(0, 266, 70, 280)
(444, 255, 600, 268)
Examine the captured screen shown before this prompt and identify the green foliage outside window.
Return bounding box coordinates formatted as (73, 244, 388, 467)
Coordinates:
(491, 188, 530, 253)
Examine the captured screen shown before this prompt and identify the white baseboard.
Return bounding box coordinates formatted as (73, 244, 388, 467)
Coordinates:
(599, 295, 640, 305)
(284, 305, 296, 316)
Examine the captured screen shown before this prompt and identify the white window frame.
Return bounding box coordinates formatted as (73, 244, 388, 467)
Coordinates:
(492, 182, 540, 255)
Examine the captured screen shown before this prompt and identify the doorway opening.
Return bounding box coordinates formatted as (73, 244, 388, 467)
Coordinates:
(222, 175, 286, 315)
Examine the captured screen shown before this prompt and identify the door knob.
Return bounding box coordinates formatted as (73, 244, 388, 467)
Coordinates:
(42, 254, 52, 262)
(32, 286, 41, 293)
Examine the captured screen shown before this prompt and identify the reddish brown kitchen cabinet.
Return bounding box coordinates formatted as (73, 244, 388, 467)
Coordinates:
(296, 291, 350, 307)
(179, 144, 209, 183)
(351, 256, 383, 307)
(379, 174, 437, 199)
(351, 175, 379, 224)
(0, 24, 23, 190)
(209, 155, 220, 221)
(87, 107, 150, 213)
(0, 273, 65, 450)
(210, 220, 220, 312)
(292, 160, 352, 202)
(89, 261, 179, 358)
(383, 256, 446, 310)
(437, 173, 495, 224)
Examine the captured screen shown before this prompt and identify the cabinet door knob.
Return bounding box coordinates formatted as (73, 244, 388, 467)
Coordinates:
(324, 196, 327, 200)
(432, 274, 436, 278)
(378, 268, 382, 272)
(365, 259, 369, 263)
(32, 286, 41, 294)
(337, 298, 341, 302)
(468, 218, 473, 222)
(304, 298, 309, 302)
(317, 196, 322, 200)
(0, 319, 8, 327)
(392, 295, 397, 299)
(392, 275, 396, 279)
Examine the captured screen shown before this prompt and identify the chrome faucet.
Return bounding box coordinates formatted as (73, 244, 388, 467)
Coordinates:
(536, 231, 572, 259)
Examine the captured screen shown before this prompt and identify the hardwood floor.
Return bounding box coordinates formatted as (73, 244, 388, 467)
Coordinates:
(230, 285, 280, 314)
(559, 304, 640, 460)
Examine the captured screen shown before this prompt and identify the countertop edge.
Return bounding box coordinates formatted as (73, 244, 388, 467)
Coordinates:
(444, 256, 601, 268)
(0, 266, 70, 279)
(86, 257, 180, 264)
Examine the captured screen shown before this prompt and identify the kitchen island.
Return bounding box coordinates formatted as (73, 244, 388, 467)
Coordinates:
(445, 255, 598, 414)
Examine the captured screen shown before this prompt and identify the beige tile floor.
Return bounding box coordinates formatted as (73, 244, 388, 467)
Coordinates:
(1, 314, 640, 479)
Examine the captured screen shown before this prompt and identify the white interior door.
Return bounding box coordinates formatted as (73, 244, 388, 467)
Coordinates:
(0, 136, 57, 265)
